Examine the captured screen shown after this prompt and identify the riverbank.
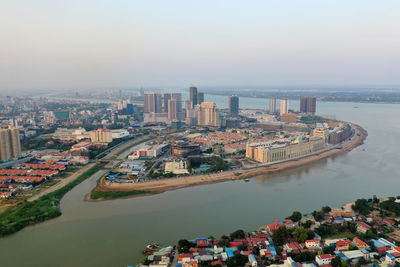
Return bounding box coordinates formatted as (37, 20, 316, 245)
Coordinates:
(93, 123, 367, 199)
(0, 164, 103, 237)
(139, 195, 399, 267)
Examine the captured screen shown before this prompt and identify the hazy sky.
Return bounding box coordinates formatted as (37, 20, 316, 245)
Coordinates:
(1, 0, 399, 90)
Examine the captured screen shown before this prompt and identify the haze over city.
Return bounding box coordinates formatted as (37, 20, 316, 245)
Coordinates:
(1, 0, 400, 91)
(1, 2, 400, 267)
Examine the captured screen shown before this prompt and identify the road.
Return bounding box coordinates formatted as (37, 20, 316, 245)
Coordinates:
(28, 135, 152, 202)
(28, 163, 96, 202)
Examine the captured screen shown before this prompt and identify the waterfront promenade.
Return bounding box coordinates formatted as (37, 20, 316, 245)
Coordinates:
(95, 123, 367, 197)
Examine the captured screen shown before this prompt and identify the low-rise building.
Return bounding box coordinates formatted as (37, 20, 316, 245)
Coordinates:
(315, 254, 336, 266)
(128, 143, 169, 159)
(329, 209, 354, 218)
(111, 129, 129, 139)
(353, 237, 367, 249)
(246, 137, 325, 163)
(357, 222, 371, 234)
(305, 238, 321, 250)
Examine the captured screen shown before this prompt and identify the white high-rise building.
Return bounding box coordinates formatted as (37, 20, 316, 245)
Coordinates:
(280, 99, 289, 115)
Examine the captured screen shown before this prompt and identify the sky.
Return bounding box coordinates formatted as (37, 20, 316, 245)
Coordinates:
(0, 0, 400, 91)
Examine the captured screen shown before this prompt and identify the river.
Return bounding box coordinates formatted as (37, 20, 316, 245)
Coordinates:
(0, 98, 399, 267)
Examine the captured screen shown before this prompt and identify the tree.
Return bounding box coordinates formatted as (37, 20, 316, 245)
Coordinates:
(227, 254, 248, 267)
(312, 210, 325, 221)
(177, 239, 194, 253)
(295, 228, 311, 243)
(272, 226, 289, 246)
(303, 220, 313, 229)
(238, 244, 248, 251)
(316, 224, 336, 237)
(352, 198, 372, 215)
(230, 229, 245, 239)
(218, 235, 230, 247)
(331, 256, 342, 267)
(289, 251, 315, 262)
(358, 257, 367, 266)
(322, 206, 332, 213)
(287, 211, 302, 222)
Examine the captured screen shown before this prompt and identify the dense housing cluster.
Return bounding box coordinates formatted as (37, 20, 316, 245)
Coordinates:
(140, 197, 400, 267)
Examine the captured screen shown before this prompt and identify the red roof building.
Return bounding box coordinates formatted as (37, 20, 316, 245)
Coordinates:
(353, 237, 367, 249)
(335, 239, 352, 251)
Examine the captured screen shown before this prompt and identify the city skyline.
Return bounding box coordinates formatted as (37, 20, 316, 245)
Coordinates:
(1, 0, 400, 91)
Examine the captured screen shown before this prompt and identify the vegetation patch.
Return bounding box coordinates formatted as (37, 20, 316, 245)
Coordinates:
(188, 156, 229, 173)
(0, 164, 103, 237)
(90, 190, 153, 200)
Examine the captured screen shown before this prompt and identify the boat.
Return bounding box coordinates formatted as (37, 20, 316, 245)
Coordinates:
(145, 244, 162, 252)
(244, 178, 250, 182)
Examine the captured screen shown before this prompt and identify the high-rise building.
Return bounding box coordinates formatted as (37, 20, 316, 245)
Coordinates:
(163, 93, 182, 113)
(300, 96, 317, 115)
(144, 93, 162, 113)
(280, 99, 289, 115)
(198, 102, 219, 127)
(189, 86, 198, 107)
(168, 99, 177, 121)
(269, 97, 276, 114)
(89, 129, 113, 144)
(117, 100, 124, 111)
(163, 94, 171, 113)
(125, 103, 134, 115)
(228, 95, 239, 115)
(197, 92, 204, 105)
(185, 100, 193, 117)
(0, 126, 22, 161)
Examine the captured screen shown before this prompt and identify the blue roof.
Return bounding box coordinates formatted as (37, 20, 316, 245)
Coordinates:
(371, 239, 385, 248)
(386, 254, 395, 260)
(335, 251, 347, 261)
(378, 238, 396, 248)
(225, 247, 238, 258)
(360, 249, 369, 254)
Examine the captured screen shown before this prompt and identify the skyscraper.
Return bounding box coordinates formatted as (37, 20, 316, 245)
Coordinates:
(163, 93, 182, 121)
(144, 93, 162, 113)
(197, 92, 204, 105)
(269, 97, 276, 114)
(189, 86, 198, 107)
(125, 103, 134, 115)
(300, 96, 316, 115)
(280, 99, 288, 115)
(228, 95, 239, 115)
(168, 99, 177, 120)
(0, 126, 22, 162)
(198, 102, 219, 127)
(163, 93, 171, 113)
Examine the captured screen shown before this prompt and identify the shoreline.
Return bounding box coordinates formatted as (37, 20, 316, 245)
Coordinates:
(92, 123, 367, 200)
